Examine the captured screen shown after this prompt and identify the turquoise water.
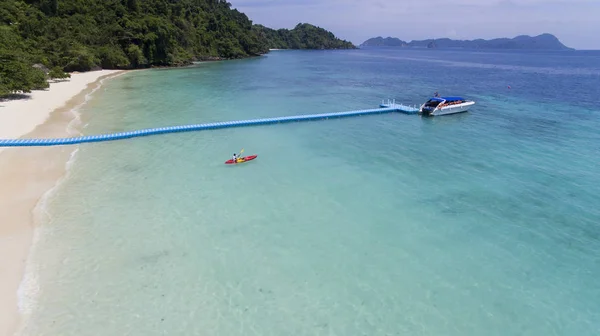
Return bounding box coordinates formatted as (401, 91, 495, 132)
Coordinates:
(21, 49, 600, 335)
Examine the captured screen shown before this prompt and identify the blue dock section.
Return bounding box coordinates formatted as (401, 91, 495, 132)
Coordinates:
(380, 99, 421, 112)
(0, 102, 419, 147)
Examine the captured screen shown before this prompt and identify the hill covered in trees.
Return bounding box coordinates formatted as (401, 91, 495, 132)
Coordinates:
(0, 0, 355, 96)
(254, 23, 355, 50)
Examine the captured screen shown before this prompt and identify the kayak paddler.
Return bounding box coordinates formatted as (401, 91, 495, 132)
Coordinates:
(232, 148, 245, 163)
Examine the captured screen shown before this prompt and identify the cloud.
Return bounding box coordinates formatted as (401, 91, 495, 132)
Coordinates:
(231, 0, 600, 49)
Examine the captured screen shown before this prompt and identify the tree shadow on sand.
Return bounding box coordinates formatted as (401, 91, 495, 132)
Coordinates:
(49, 78, 71, 84)
(0, 93, 32, 107)
(0, 78, 71, 107)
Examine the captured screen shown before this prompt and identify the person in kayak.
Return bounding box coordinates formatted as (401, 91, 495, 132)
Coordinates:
(232, 153, 238, 162)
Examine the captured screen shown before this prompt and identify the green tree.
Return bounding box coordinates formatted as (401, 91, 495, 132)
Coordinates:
(126, 0, 139, 12)
(0, 24, 48, 96)
(97, 45, 130, 69)
(0, 52, 49, 95)
(48, 66, 70, 80)
(63, 45, 99, 72)
(126, 44, 147, 68)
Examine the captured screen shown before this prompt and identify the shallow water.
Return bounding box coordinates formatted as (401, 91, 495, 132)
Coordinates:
(21, 48, 600, 335)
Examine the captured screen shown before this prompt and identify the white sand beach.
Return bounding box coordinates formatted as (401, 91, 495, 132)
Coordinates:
(0, 70, 126, 336)
(0, 70, 123, 154)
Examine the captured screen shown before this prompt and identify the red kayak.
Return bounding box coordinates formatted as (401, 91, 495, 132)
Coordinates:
(225, 155, 257, 164)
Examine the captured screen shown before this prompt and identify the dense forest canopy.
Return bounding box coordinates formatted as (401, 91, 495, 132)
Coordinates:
(0, 0, 356, 96)
(254, 23, 356, 50)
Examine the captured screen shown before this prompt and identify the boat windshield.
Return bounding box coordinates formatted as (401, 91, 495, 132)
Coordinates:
(424, 99, 442, 107)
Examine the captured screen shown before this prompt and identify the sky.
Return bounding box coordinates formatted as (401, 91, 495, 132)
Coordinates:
(231, 0, 600, 50)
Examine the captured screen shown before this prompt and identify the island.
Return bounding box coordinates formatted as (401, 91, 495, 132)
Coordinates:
(360, 34, 573, 50)
(254, 23, 356, 50)
(0, 0, 355, 96)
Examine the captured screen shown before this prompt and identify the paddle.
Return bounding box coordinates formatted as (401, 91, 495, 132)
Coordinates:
(237, 148, 244, 162)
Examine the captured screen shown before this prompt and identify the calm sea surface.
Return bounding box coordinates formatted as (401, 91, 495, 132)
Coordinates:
(20, 47, 600, 335)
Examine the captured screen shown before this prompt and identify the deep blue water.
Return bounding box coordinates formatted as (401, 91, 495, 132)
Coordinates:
(21, 47, 600, 336)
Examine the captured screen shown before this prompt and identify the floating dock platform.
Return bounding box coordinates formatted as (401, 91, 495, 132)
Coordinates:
(380, 99, 420, 114)
(0, 101, 419, 147)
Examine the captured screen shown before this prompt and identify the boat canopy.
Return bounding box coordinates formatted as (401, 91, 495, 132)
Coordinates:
(430, 96, 465, 102)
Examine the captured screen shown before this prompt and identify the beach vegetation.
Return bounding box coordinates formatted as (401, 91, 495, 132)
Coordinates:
(48, 66, 70, 81)
(0, 25, 49, 95)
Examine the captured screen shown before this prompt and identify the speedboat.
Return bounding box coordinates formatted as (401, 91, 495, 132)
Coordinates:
(419, 96, 475, 116)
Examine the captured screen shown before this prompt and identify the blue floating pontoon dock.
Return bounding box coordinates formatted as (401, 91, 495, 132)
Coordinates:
(0, 101, 419, 147)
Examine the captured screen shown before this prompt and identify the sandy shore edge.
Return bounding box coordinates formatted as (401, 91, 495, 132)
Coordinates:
(0, 70, 128, 336)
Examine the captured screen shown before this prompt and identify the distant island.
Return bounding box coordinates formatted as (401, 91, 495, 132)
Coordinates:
(360, 34, 573, 50)
(0, 0, 355, 96)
